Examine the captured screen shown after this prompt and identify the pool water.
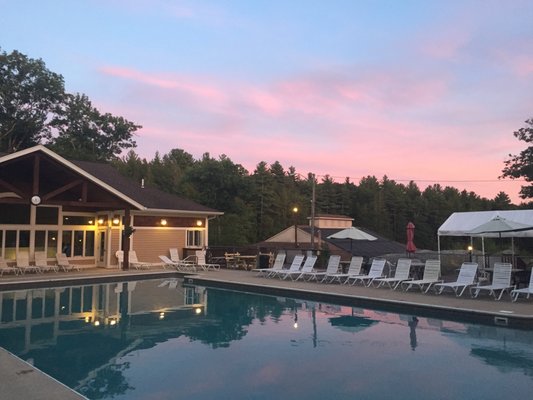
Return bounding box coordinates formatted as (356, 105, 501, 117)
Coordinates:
(1, 278, 532, 399)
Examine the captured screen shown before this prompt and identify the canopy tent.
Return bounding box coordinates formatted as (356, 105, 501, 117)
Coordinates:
(437, 210, 533, 266)
(438, 210, 533, 238)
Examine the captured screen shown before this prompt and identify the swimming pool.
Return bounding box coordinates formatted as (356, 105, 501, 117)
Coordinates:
(1, 278, 532, 399)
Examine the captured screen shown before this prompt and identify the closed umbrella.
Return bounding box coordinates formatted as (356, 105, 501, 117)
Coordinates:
(327, 226, 377, 252)
(406, 222, 417, 256)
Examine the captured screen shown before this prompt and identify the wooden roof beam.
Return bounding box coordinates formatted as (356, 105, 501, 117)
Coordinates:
(42, 179, 83, 201)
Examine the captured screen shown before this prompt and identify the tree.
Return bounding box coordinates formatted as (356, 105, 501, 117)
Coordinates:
(501, 118, 533, 198)
(0, 48, 65, 152)
(49, 93, 139, 161)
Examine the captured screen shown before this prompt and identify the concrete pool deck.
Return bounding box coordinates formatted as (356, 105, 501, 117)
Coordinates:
(1, 266, 532, 399)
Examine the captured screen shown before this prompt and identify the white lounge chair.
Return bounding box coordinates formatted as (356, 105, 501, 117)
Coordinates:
(324, 256, 364, 284)
(348, 258, 387, 286)
(470, 262, 514, 300)
(34, 251, 59, 273)
(402, 259, 441, 293)
(374, 258, 412, 290)
(159, 255, 197, 272)
(511, 269, 533, 302)
(195, 250, 220, 271)
(170, 248, 197, 266)
(56, 253, 81, 272)
(434, 262, 478, 297)
(293, 255, 321, 281)
(272, 255, 305, 279)
(0, 257, 19, 276)
(298, 255, 341, 282)
(16, 252, 41, 273)
(129, 250, 158, 270)
(252, 253, 286, 277)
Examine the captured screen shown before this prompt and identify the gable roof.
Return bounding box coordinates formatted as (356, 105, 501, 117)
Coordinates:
(0, 145, 221, 215)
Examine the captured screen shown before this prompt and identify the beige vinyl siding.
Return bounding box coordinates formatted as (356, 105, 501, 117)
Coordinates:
(110, 228, 121, 266)
(132, 229, 186, 262)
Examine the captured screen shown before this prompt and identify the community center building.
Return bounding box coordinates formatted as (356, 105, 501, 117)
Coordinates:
(0, 145, 222, 269)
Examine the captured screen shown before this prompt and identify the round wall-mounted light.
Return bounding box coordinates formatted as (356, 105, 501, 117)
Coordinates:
(161, 219, 168, 226)
(112, 217, 120, 225)
(196, 220, 203, 227)
(98, 218, 105, 225)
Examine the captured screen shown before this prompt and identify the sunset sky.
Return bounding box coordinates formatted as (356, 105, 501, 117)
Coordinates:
(2, 0, 533, 203)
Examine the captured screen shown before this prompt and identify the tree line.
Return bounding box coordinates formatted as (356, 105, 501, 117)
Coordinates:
(2, 48, 532, 250)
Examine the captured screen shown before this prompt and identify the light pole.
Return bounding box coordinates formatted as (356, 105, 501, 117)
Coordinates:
(292, 206, 299, 248)
(467, 245, 473, 262)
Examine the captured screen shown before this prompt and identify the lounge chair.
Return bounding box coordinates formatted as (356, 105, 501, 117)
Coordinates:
(170, 248, 197, 266)
(374, 258, 412, 290)
(348, 258, 387, 286)
(299, 255, 340, 282)
(16, 252, 41, 273)
(401, 259, 441, 293)
(324, 256, 364, 284)
(0, 257, 19, 276)
(470, 262, 514, 300)
(34, 251, 59, 273)
(511, 269, 533, 302)
(195, 250, 220, 271)
(272, 255, 305, 279)
(292, 255, 320, 281)
(56, 253, 81, 272)
(129, 251, 158, 270)
(252, 253, 286, 277)
(159, 255, 197, 272)
(434, 262, 478, 297)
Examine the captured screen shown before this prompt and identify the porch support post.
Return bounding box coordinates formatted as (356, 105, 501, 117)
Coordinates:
(123, 208, 131, 270)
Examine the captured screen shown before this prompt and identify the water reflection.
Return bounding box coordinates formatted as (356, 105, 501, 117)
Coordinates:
(1, 279, 533, 399)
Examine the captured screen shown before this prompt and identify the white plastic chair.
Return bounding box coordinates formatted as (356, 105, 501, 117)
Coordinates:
(348, 258, 386, 286)
(374, 258, 412, 290)
(470, 262, 514, 300)
(434, 262, 478, 297)
(402, 259, 441, 293)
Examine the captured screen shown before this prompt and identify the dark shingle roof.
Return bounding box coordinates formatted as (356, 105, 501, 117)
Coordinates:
(72, 160, 218, 213)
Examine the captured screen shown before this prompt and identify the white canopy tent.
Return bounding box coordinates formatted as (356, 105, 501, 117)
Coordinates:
(437, 210, 533, 267)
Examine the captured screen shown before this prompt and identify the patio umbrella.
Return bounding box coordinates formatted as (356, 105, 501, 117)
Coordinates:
(468, 216, 533, 237)
(328, 315, 377, 333)
(406, 222, 417, 256)
(468, 216, 533, 259)
(327, 226, 377, 252)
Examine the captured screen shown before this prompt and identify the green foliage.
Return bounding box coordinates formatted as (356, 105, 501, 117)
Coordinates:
(0, 48, 65, 152)
(48, 93, 139, 161)
(114, 148, 517, 249)
(501, 118, 533, 198)
(0, 48, 139, 161)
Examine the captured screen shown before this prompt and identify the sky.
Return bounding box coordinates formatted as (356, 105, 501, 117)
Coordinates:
(1, 0, 533, 203)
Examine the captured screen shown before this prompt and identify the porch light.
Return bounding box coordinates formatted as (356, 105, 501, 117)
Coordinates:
(196, 220, 203, 227)
(98, 218, 105, 225)
(112, 217, 120, 225)
(88, 220, 93, 225)
(160, 219, 168, 226)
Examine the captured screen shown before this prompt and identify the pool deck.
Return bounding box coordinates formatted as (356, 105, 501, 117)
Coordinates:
(1, 266, 533, 399)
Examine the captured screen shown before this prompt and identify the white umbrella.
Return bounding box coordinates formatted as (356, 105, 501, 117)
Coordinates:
(327, 227, 377, 241)
(468, 216, 533, 236)
(327, 227, 377, 252)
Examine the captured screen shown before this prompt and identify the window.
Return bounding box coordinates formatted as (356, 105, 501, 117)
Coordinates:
(0, 204, 30, 224)
(186, 230, 203, 248)
(36, 207, 59, 225)
(62, 230, 95, 257)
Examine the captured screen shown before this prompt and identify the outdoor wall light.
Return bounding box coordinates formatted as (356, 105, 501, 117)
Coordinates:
(160, 219, 168, 226)
(88, 220, 94, 225)
(98, 218, 105, 225)
(292, 206, 299, 213)
(112, 217, 120, 225)
(196, 220, 203, 227)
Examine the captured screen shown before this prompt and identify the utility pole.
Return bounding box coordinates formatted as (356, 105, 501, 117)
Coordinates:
(310, 174, 316, 249)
